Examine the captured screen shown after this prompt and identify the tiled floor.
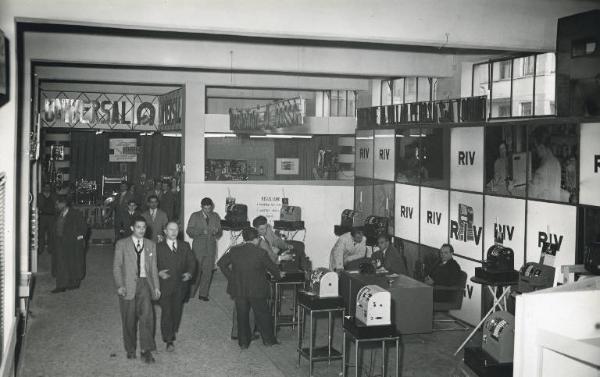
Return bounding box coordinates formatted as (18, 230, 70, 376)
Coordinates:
(19, 245, 477, 377)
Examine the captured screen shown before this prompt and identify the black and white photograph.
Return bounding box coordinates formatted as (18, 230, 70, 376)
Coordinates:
(0, 2, 599, 377)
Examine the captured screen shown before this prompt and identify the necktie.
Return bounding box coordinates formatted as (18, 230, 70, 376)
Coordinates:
(151, 210, 156, 221)
(172, 242, 177, 253)
(135, 239, 143, 278)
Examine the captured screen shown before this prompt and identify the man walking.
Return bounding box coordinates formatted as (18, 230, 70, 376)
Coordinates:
(186, 197, 222, 301)
(217, 227, 282, 349)
(142, 195, 168, 244)
(113, 216, 161, 363)
(157, 222, 196, 352)
(50, 196, 87, 292)
(37, 182, 56, 254)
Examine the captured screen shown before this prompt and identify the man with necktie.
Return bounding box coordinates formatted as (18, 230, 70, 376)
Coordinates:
(118, 200, 141, 238)
(142, 195, 168, 244)
(186, 197, 222, 301)
(113, 216, 161, 363)
(156, 222, 196, 352)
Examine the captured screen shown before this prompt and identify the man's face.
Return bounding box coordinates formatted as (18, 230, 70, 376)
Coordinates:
(352, 232, 364, 243)
(56, 201, 66, 212)
(162, 182, 169, 192)
(535, 144, 546, 159)
(131, 221, 147, 239)
(440, 246, 453, 263)
(140, 174, 146, 182)
(148, 198, 159, 209)
(127, 202, 137, 212)
(202, 204, 213, 214)
(164, 223, 179, 240)
(377, 237, 389, 251)
(499, 143, 507, 158)
(256, 224, 267, 237)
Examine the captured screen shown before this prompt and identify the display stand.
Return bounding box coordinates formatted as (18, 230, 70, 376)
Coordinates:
(274, 223, 306, 242)
(455, 277, 517, 355)
(342, 317, 400, 377)
(296, 292, 345, 377)
(269, 276, 306, 335)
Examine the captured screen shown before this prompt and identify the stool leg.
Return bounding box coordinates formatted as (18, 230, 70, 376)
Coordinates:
(309, 311, 313, 377)
(355, 340, 359, 377)
(395, 338, 399, 377)
(342, 332, 346, 377)
(382, 340, 386, 377)
(274, 285, 279, 336)
(292, 285, 298, 329)
(297, 305, 302, 367)
(327, 311, 332, 364)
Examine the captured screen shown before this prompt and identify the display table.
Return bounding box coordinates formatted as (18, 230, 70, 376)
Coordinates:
(269, 276, 305, 335)
(340, 271, 433, 334)
(296, 292, 345, 377)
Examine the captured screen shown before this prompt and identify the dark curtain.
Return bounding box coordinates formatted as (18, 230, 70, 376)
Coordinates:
(70, 131, 181, 186)
(274, 135, 337, 180)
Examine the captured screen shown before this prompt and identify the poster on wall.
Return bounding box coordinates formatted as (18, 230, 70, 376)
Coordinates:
(419, 187, 449, 248)
(373, 182, 394, 236)
(579, 123, 600, 207)
(395, 184, 419, 243)
(450, 257, 482, 326)
(275, 158, 299, 175)
(526, 200, 577, 283)
(450, 126, 484, 192)
(373, 130, 395, 181)
(527, 123, 578, 203)
(449, 191, 484, 260)
(484, 123, 528, 197)
(395, 127, 423, 184)
(483, 195, 526, 266)
(355, 130, 373, 179)
(108, 138, 137, 162)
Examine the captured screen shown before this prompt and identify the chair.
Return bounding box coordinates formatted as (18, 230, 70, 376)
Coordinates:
(432, 270, 470, 331)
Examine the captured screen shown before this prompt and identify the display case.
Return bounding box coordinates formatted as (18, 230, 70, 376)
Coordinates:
(420, 125, 450, 188)
(355, 130, 374, 179)
(373, 180, 394, 236)
(373, 129, 395, 181)
(354, 178, 373, 216)
(395, 126, 422, 184)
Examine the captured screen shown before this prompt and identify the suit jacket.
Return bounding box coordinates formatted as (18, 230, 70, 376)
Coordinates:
(159, 190, 177, 221)
(217, 243, 279, 299)
(371, 244, 408, 275)
(156, 240, 196, 295)
(142, 209, 169, 243)
(257, 224, 289, 263)
(113, 237, 160, 300)
(113, 191, 135, 227)
(430, 259, 462, 287)
(50, 207, 88, 279)
(186, 211, 222, 258)
(118, 209, 142, 237)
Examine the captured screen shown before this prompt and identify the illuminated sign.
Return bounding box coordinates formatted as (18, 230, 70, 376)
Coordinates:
(229, 97, 305, 131)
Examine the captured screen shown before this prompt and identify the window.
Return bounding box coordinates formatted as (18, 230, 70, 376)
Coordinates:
(392, 78, 404, 105)
(523, 56, 535, 76)
(405, 77, 417, 103)
(498, 104, 511, 117)
(520, 102, 532, 116)
(499, 61, 511, 80)
(381, 80, 392, 106)
(417, 77, 431, 102)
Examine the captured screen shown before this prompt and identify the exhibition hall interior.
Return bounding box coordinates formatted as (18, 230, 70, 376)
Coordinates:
(0, 1, 599, 377)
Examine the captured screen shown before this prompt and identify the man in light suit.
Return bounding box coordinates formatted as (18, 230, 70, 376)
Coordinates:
(142, 195, 168, 244)
(186, 197, 222, 301)
(113, 216, 161, 363)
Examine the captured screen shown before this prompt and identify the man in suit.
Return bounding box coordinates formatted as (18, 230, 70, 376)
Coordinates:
(142, 195, 168, 244)
(113, 216, 161, 363)
(371, 234, 408, 275)
(252, 216, 293, 264)
(217, 227, 282, 349)
(156, 222, 196, 352)
(113, 182, 135, 240)
(424, 244, 463, 302)
(50, 195, 87, 293)
(118, 200, 141, 238)
(186, 197, 222, 301)
(159, 180, 177, 221)
(37, 182, 56, 254)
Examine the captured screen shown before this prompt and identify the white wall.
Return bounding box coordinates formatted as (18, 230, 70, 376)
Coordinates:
(184, 182, 353, 268)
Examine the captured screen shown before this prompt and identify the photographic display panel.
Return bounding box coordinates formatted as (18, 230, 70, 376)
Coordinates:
(373, 129, 395, 181)
(419, 187, 449, 248)
(526, 200, 577, 283)
(355, 130, 374, 179)
(484, 123, 528, 197)
(579, 123, 600, 207)
(395, 183, 419, 243)
(450, 126, 484, 192)
(527, 123, 578, 203)
(354, 178, 373, 215)
(373, 181, 395, 235)
(450, 257, 482, 326)
(449, 191, 484, 260)
(420, 126, 450, 188)
(395, 127, 422, 184)
(484, 195, 526, 266)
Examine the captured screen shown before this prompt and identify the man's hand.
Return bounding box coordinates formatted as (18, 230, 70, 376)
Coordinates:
(159, 269, 170, 280)
(182, 272, 192, 282)
(278, 251, 293, 262)
(154, 289, 161, 300)
(117, 287, 127, 297)
(424, 276, 434, 285)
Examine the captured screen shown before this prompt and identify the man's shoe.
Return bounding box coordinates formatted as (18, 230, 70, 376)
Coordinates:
(141, 351, 155, 364)
(231, 335, 238, 340)
(240, 344, 249, 350)
(198, 296, 209, 301)
(166, 342, 174, 352)
(263, 340, 281, 347)
(51, 288, 66, 294)
(126, 352, 136, 359)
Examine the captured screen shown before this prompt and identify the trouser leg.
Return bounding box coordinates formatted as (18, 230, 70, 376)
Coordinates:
(159, 293, 175, 343)
(197, 254, 215, 298)
(250, 298, 277, 345)
(119, 295, 138, 354)
(235, 298, 251, 347)
(38, 215, 52, 253)
(137, 279, 156, 352)
(232, 303, 257, 338)
(172, 288, 185, 335)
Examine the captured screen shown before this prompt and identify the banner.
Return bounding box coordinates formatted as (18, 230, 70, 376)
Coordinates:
(373, 130, 395, 181)
(419, 187, 448, 248)
(483, 195, 526, 265)
(229, 97, 305, 131)
(158, 89, 183, 131)
(451, 126, 484, 192)
(449, 191, 484, 260)
(395, 184, 419, 243)
(109, 138, 137, 162)
(355, 131, 374, 179)
(450, 257, 482, 326)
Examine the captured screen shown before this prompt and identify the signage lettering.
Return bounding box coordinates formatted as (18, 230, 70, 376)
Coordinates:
(400, 206, 413, 219)
(378, 148, 390, 160)
(538, 232, 564, 250)
(464, 284, 474, 299)
(426, 210, 442, 225)
(229, 97, 305, 131)
(458, 151, 476, 166)
(595, 154, 600, 173)
(450, 220, 483, 245)
(494, 223, 515, 242)
(359, 148, 370, 160)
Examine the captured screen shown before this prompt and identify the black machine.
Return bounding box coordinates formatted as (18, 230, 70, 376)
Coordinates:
(273, 198, 304, 231)
(584, 242, 600, 275)
(278, 240, 308, 281)
(363, 215, 389, 246)
(475, 244, 519, 282)
(334, 209, 365, 236)
(517, 262, 555, 293)
(221, 197, 250, 230)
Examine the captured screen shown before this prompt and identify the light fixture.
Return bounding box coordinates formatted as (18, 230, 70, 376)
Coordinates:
(162, 132, 182, 137)
(249, 134, 312, 139)
(205, 133, 237, 138)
